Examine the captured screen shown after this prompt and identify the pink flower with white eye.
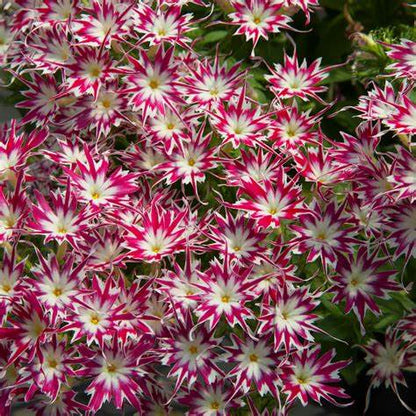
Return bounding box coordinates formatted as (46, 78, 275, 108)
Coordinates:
(123, 46, 182, 122)
(224, 148, 284, 186)
(290, 200, 358, 269)
(178, 380, 243, 415)
(123, 203, 188, 262)
(0, 121, 47, 176)
(62, 276, 127, 347)
(26, 26, 73, 73)
(268, 105, 319, 151)
(28, 390, 87, 416)
(346, 194, 385, 240)
(388, 146, 416, 200)
(293, 145, 344, 186)
(193, 258, 260, 333)
(134, 4, 193, 47)
(355, 81, 402, 122)
(160, 313, 223, 395)
(281, 346, 351, 407)
(353, 157, 394, 205)
(42, 137, 88, 167)
(181, 53, 244, 109)
(228, 170, 306, 228)
(265, 50, 332, 103)
(361, 326, 415, 412)
(229, 0, 292, 53)
(17, 335, 78, 402)
(283, 0, 320, 24)
(146, 107, 194, 154)
(386, 200, 416, 262)
(156, 126, 219, 197)
(207, 211, 268, 264)
(65, 47, 114, 99)
(250, 240, 300, 302)
(38, 0, 80, 24)
(122, 142, 166, 174)
(258, 284, 321, 352)
(331, 247, 399, 333)
(208, 86, 270, 148)
(222, 334, 282, 396)
(63, 146, 138, 206)
(73, 82, 128, 138)
(77, 337, 154, 413)
(157, 250, 203, 321)
(384, 38, 416, 80)
(31, 250, 85, 323)
(28, 186, 98, 247)
(0, 178, 27, 243)
(80, 229, 126, 271)
(113, 277, 154, 342)
(0, 292, 51, 366)
(328, 121, 381, 174)
(385, 95, 416, 136)
(72, 0, 133, 47)
(0, 248, 25, 322)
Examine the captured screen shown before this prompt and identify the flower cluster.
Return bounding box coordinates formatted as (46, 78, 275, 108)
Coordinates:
(0, 1, 414, 415)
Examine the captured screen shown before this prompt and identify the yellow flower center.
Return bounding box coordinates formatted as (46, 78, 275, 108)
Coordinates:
(107, 363, 117, 373)
(48, 359, 58, 369)
(149, 79, 159, 90)
(89, 66, 101, 78)
(221, 295, 230, 303)
(90, 315, 100, 325)
(53, 288, 62, 297)
(189, 345, 198, 354)
(249, 353, 258, 362)
(188, 158, 195, 166)
(211, 402, 220, 410)
(2, 284, 11, 293)
(166, 122, 175, 130)
(91, 192, 100, 200)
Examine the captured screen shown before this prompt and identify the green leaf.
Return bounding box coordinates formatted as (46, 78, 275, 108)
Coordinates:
(200, 30, 229, 44)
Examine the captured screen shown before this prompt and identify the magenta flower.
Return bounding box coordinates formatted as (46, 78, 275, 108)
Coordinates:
(258, 283, 322, 352)
(281, 346, 351, 407)
(229, 170, 306, 228)
(331, 247, 399, 333)
(228, 0, 292, 53)
(266, 51, 332, 103)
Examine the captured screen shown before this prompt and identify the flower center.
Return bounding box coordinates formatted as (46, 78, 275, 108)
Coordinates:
(211, 402, 220, 410)
(152, 245, 161, 254)
(189, 345, 198, 354)
(166, 122, 175, 130)
(149, 79, 160, 90)
(101, 98, 112, 109)
(90, 315, 100, 325)
(188, 158, 195, 166)
(89, 65, 102, 78)
(221, 295, 230, 303)
(2, 284, 11, 293)
(249, 353, 258, 362)
(53, 288, 62, 297)
(107, 363, 117, 373)
(316, 232, 327, 240)
(48, 359, 58, 369)
(269, 208, 277, 215)
(57, 226, 67, 234)
(91, 192, 101, 200)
